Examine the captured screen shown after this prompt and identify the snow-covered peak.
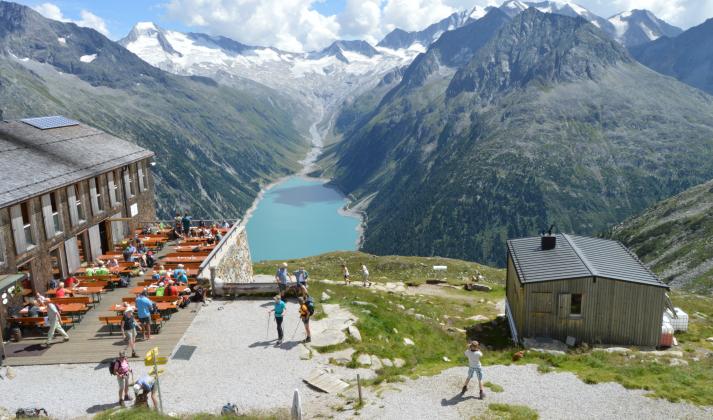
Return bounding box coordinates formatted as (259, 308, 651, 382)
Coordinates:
(469, 6, 487, 20)
(120, 21, 182, 59)
(608, 9, 683, 47)
(134, 21, 159, 32)
(500, 0, 528, 17)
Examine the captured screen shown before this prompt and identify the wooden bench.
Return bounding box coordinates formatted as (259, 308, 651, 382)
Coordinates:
(122, 296, 180, 304)
(9, 316, 74, 330)
(51, 296, 91, 305)
(99, 313, 163, 335)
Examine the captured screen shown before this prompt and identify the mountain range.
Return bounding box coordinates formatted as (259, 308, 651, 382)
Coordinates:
(319, 8, 713, 267)
(3, 0, 713, 274)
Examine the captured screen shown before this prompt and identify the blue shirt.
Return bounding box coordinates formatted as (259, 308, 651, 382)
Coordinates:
(274, 300, 286, 317)
(294, 270, 309, 285)
(276, 268, 290, 285)
(177, 273, 188, 284)
(136, 374, 154, 391)
(136, 295, 153, 318)
(173, 268, 187, 278)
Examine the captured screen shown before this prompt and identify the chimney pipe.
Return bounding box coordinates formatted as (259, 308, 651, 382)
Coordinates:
(541, 224, 556, 250)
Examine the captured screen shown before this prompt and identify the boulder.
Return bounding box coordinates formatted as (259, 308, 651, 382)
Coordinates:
(321, 292, 331, 301)
(348, 325, 362, 342)
(593, 347, 631, 354)
(414, 313, 427, 320)
(642, 350, 684, 358)
(310, 329, 347, 347)
(530, 348, 566, 356)
(357, 354, 372, 366)
(404, 338, 415, 346)
(706, 337, 713, 343)
(669, 358, 689, 366)
(371, 355, 383, 370)
(393, 358, 406, 368)
(396, 304, 406, 310)
(382, 358, 394, 367)
(325, 348, 355, 365)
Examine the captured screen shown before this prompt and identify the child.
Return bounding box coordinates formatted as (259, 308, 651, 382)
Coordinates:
(361, 264, 371, 287)
(342, 264, 350, 285)
(269, 295, 286, 345)
(298, 297, 311, 343)
(462, 340, 485, 399)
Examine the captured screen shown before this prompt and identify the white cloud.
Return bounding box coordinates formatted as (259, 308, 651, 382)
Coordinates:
(162, 0, 713, 51)
(33, 2, 110, 37)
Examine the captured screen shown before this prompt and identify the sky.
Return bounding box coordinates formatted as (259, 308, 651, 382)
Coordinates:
(14, 0, 713, 52)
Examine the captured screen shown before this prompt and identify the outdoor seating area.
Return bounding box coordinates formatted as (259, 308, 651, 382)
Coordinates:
(3, 220, 232, 365)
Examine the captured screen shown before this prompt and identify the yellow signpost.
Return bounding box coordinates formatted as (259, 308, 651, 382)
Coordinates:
(144, 347, 165, 412)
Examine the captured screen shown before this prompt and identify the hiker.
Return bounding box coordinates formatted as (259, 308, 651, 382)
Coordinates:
(44, 300, 69, 346)
(55, 282, 68, 298)
(275, 263, 292, 300)
(298, 296, 312, 343)
(269, 294, 286, 344)
(23, 298, 41, 317)
(121, 307, 140, 358)
(111, 351, 133, 406)
(64, 275, 78, 288)
(182, 211, 192, 236)
(190, 284, 206, 312)
(133, 374, 158, 409)
(95, 264, 110, 276)
(85, 263, 96, 276)
(135, 291, 154, 340)
(342, 264, 351, 285)
(294, 266, 309, 288)
(174, 212, 183, 234)
(123, 242, 137, 262)
(361, 264, 371, 287)
(462, 340, 485, 399)
(173, 264, 187, 279)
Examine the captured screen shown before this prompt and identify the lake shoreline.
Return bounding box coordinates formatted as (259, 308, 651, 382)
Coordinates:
(242, 114, 366, 254)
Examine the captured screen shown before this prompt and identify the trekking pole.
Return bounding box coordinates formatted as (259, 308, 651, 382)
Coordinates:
(290, 318, 301, 340)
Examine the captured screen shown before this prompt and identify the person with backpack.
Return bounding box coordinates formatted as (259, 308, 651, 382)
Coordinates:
(44, 300, 69, 346)
(361, 264, 372, 287)
(298, 296, 312, 343)
(110, 351, 133, 406)
(133, 374, 158, 409)
(135, 290, 154, 341)
(269, 294, 286, 345)
(462, 340, 485, 399)
(275, 263, 292, 300)
(121, 307, 141, 358)
(342, 264, 351, 285)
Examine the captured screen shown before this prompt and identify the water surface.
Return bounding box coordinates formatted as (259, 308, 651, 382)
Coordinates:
(246, 177, 359, 262)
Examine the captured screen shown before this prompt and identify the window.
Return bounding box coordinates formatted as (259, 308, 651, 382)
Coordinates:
(570, 294, 583, 316)
(96, 177, 105, 211)
(90, 177, 104, 215)
(21, 202, 36, 247)
(75, 184, 86, 222)
(138, 161, 149, 192)
(50, 192, 62, 234)
(49, 247, 64, 281)
(124, 166, 134, 198)
(108, 171, 120, 205)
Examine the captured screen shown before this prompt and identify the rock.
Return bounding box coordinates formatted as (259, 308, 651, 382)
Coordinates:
(311, 329, 347, 347)
(393, 358, 406, 368)
(414, 313, 427, 320)
(478, 299, 485, 303)
(324, 348, 355, 365)
(321, 292, 331, 301)
(523, 337, 568, 352)
(361, 310, 372, 315)
(447, 327, 466, 334)
(669, 358, 689, 366)
(530, 348, 567, 356)
(406, 308, 415, 314)
(706, 337, 713, 343)
(348, 325, 362, 342)
(352, 301, 375, 307)
(357, 354, 372, 366)
(642, 350, 684, 358)
(299, 344, 312, 360)
(392, 328, 399, 334)
(382, 358, 393, 367)
(404, 338, 415, 346)
(565, 336, 577, 347)
(371, 355, 383, 370)
(593, 347, 631, 354)
(468, 315, 490, 322)
(465, 284, 492, 292)
(443, 356, 451, 362)
(396, 304, 406, 310)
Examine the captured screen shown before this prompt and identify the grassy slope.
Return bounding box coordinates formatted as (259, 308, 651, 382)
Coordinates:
(257, 252, 713, 406)
(610, 178, 713, 292)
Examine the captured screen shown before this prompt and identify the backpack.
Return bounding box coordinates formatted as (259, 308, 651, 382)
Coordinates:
(306, 297, 315, 316)
(221, 403, 239, 416)
(109, 358, 121, 375)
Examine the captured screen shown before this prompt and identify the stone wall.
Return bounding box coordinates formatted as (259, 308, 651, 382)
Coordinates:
(199, 224, 253, 293)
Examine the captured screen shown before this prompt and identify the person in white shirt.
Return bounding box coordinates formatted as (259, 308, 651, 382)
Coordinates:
(462, 340, 485, 399)
(44, 301, 69, 346)
(361, 264, 371, 287)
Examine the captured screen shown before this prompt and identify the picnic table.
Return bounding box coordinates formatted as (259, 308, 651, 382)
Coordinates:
(46, 286, 104, 303)
(160, 256, 206, 264)
(110, 302, 176, 314)
(174, 245, 216, 253)
(130, 285, 189, 295)
(19, 303, 88, 321)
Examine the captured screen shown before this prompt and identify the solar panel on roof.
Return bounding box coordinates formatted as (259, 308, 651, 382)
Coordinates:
(20, 116, 80, 130)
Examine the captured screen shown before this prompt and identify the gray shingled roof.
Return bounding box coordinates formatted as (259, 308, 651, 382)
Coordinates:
(0, 119, 153, 208)
(507, 234, 667, 288)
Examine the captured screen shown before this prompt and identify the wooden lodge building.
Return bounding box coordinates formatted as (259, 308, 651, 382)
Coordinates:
(0, 116, 156, 294)
(505, 233, 669, 347)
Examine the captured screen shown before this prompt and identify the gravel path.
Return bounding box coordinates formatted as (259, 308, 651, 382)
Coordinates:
(347, 364, 713, 420)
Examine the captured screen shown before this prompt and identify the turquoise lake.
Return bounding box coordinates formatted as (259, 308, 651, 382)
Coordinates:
(246, 176, 360, 262)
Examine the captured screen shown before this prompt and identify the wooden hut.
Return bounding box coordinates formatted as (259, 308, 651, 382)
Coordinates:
(505, 233, 669, 347)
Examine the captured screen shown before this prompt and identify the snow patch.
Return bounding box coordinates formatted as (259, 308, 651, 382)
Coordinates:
(135, 21, 158, 31)
(80, 54, 97, 63)
(57, 37, 66, 45)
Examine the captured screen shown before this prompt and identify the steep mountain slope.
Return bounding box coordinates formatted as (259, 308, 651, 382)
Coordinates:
(324, 9, 713, 267)
(610, 179, 713, 292)
(0, 1, 306, 218)
(609, 9, 682, 47)
(630, 18, 713, 95)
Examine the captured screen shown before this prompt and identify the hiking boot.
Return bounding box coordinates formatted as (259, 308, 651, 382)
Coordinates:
(276, 340, 283, 345)
(479, 389, 485, 400)
(63, 337, 69, 342)
(306, 336, 311, 343)
(461, 386, 467, 394)
(124, 395, 132, 401)
(131, 351, 138, 358)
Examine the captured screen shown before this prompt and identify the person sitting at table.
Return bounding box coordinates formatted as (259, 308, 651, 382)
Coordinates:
(155, 282, 166, 297)
(210, 224, 219, 237)
(137, 241, 147, 255)
(107, 258, 119, 269)
(64, 276, 78, 289)
(176, 272, 188, 285)
(145, 251, 155, 268)
(165, 280, 178, 297)
(35, 292, 47, 305)
(55, 282, 68, 298)
(85, 263, 96, 277)
(48, 277, 59, 290)
(123, 242, 137, 262)
(95, 264, 111, 276)
(24, 298, 41, 317)
(130, 262, 144, 277)
(173, 264, 187, 279)
(158, 265, 167, 276)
